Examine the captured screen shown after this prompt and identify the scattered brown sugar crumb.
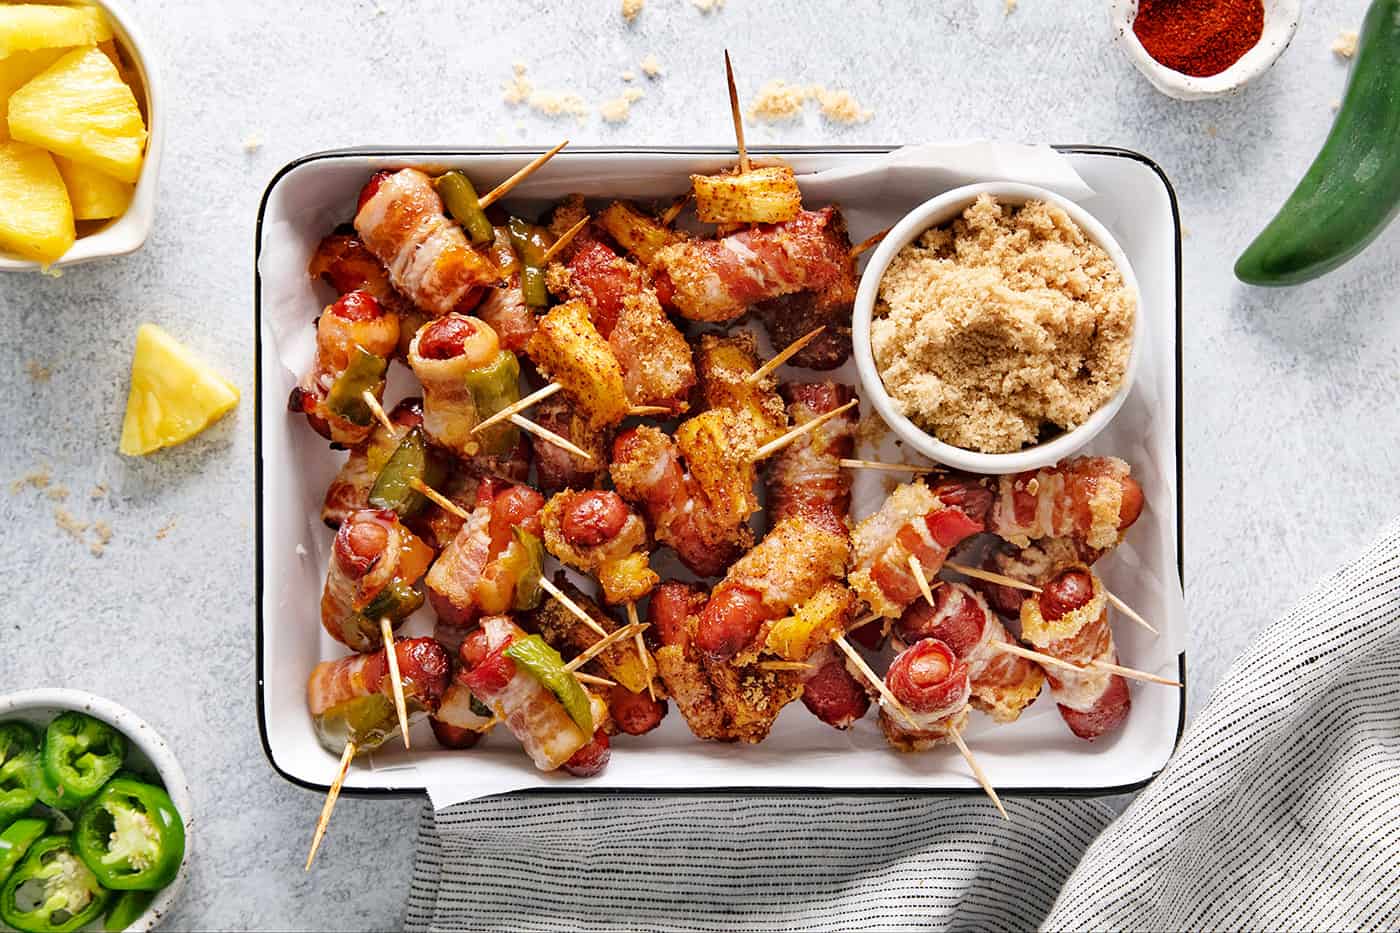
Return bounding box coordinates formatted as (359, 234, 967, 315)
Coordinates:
(871, 194, 1135, 454)
(1004, 0, 1017, 12)
(502, 61, 532, 106)
(814, 87, 873, 125)
(600, 88, 644, 124)
(91, 484, 108, 499)
(621, 0, 644, 21)
(155, 518, 176, 541)
(90, 521, 112, 557)
(640, 54, 662, 78)
(54, 508, 89, 541)
(621, 70, 636, 82)
(1331, 30, 1358, 58)
(11, 466, 51, 494)
(690, 0, 723, 11)
(45, 485, 69, 502)
(25, 360, 51, 382)
(749, 80, 809, 122)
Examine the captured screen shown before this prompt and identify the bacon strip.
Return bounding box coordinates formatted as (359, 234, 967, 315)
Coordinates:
(541, 491, 657, 605)
(880, 638, 971, 752)
(750, 219, 856, 371)
(648, 207, 850, 322)
(799, 644, 870, 730)
(353, 169, 497, 315)
(533, 392, 612, 495)
(990, 456, 1145, 551)
(850, 478, 994, 619)
(1018, 567, 1131, 741)
(306, 637, 450, 718)
(767, 383, 856, 536)
(896, 583, 1043, 724)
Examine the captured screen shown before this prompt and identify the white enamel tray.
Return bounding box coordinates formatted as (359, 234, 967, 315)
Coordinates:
(255, 146, 1184, 800)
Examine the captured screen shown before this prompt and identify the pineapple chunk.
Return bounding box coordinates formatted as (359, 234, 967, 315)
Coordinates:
(691, 166, 803, 225)
(0, 47, 67, 141)
(0, 139, 73, 263)
(0, 5, 110, 57)
(120, 324, 240, 456)
(56, 154, 130, 218)
(8, 46, 146, 183)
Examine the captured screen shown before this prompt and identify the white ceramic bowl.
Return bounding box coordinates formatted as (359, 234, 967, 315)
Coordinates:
(852, 181, 1142, 476)
(1109, 0, 1301, 100)
(0, 0, 162, 271)
(0, 689, 191, 932)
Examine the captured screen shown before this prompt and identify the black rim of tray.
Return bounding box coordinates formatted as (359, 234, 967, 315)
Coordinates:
(253, 144, 1188, 800)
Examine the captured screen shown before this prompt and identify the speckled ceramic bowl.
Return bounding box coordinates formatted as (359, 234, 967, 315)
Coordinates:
(0, 0, 162, 271)
(851, 181, 1142, 476)
(0, 689, 191, 932)
(1109, 0, 1301, 100)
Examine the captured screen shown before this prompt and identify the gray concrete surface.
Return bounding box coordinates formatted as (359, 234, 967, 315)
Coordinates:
(2, 0, 1396, 929)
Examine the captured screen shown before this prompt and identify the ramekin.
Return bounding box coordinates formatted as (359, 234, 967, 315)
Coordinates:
(0, 688, 191, 931)
(851, 181, 1142, 476)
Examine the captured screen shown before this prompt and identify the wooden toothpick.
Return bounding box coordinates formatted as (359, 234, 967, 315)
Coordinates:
(723, 51, 749, 174)
(478, 140, 569, 209)
(992, 641, 1181, 688)
(472, 382, 563, 435)
(746, 326, 826, 385)
(380, 619, 411, 750)
(305, 740, 356, 871)
(539, 576, 610, 639)
(750, 399, 858, 461)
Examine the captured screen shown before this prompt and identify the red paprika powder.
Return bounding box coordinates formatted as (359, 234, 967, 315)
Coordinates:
(1133, 0, 1265, 77)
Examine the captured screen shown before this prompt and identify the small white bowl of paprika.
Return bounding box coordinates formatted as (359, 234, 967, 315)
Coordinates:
(1109, 0, 1301, 100)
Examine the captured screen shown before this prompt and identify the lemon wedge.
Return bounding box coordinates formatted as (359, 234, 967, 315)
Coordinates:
(119, 324, 239, 456)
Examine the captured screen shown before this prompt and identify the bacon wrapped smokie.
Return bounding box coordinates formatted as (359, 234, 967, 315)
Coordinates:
(647, 207, 851, 323)
(306, 636, 450, 754)
(321, 397, 424, 528)
(541, 490, 658, 605)
(694, 515, 850, 663)
(1019, 566, 1131, 741)
(880, 638, 971, 752)
(548, 212, 695, 415)
(425, 480, 544, 627)
(308, 229, 426, 360)
(695, 333, 788, 444)
(610, 426, 751, 577)
(650, 581, 805, 744)
(799, 644, 871, 730)
(353, 168, 500, 316)
(288, 291, 398, 447)
(529, 573, 654, 695)
(525, 299, 629, 431)
(896, 583, 1043, 724)
(751, 251, 856, 371)
(320, 509, 434, 652)
(990, 456, 1145, 551)
(462, 616, 610, 773)
(474, 226, 538, 352)
(849, 478, 994, 619)
(408, 314, 521, 459)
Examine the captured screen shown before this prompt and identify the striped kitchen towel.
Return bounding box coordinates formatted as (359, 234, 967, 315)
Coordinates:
(407, 520, 1400, 932)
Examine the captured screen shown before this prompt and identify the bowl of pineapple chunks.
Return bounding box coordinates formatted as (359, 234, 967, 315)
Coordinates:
(0, 0, 158, 270)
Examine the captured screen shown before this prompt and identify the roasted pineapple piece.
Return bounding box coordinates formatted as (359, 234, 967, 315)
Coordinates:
(596, 201, 681, 266)
(691, 166, 803, 225)
(120, 324, 239, 456)
(764, 582, 857, 662)
(695, 333, 788, 444)
(596, 552, 659, 606)
(674, 409, 760, 531)
(0, 5, 110, 57)
(8, 46, 147, 183)
(0, 140, 73, 263)
(55, 154, 130, 219)
(526, 299, 628, 430)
